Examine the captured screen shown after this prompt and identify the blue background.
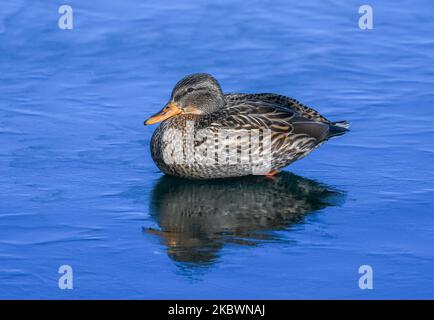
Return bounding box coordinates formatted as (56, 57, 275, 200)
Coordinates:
(1, 0, 433, 299)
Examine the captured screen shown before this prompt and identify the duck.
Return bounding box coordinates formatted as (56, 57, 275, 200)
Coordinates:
(144, 73, 349, 179)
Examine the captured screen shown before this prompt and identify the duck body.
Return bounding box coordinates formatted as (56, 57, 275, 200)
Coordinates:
(146, 74, 349, 179)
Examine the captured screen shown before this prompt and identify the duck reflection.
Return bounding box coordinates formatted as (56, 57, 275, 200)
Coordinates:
(146, 172, 345, 265)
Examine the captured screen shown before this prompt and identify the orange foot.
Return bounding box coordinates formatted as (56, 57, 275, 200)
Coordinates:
(265, 170, 280, 179)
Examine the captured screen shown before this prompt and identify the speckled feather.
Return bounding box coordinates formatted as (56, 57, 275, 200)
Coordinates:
(150, 92, 349, 179)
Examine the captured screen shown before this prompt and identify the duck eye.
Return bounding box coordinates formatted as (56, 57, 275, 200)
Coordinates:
(186, 87, 194, 93)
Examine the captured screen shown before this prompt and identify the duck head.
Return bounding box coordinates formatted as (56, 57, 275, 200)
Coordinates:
(145, 73, 225, 125)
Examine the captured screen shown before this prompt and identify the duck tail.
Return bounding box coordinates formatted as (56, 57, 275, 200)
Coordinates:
(333, 120, 351, 129)
(328, 120, 351, 137)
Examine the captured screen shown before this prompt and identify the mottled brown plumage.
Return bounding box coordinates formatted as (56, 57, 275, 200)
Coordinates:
(145, 73, 349, 179)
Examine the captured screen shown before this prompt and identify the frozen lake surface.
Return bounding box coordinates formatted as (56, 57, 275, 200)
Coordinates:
(1, 0, 434, 298)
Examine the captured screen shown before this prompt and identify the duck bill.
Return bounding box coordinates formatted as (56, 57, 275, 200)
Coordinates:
(145, 102, 182, 125)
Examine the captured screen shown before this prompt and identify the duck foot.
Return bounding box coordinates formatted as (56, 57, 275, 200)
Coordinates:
(265, 170, 280, 180)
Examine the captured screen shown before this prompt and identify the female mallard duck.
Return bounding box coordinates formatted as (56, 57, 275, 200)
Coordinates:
(145, 73, 349, 179)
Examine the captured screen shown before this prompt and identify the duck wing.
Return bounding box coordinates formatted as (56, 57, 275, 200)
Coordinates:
(213, 96, 332, 141)
(226, 93, 335, 124)
(224, 93, 349, 136)
(198, 98, 329, 165)
(199, 94, 349, 167)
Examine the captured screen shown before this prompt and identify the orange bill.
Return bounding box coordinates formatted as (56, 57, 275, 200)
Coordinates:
(145, 102, 182, 125)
